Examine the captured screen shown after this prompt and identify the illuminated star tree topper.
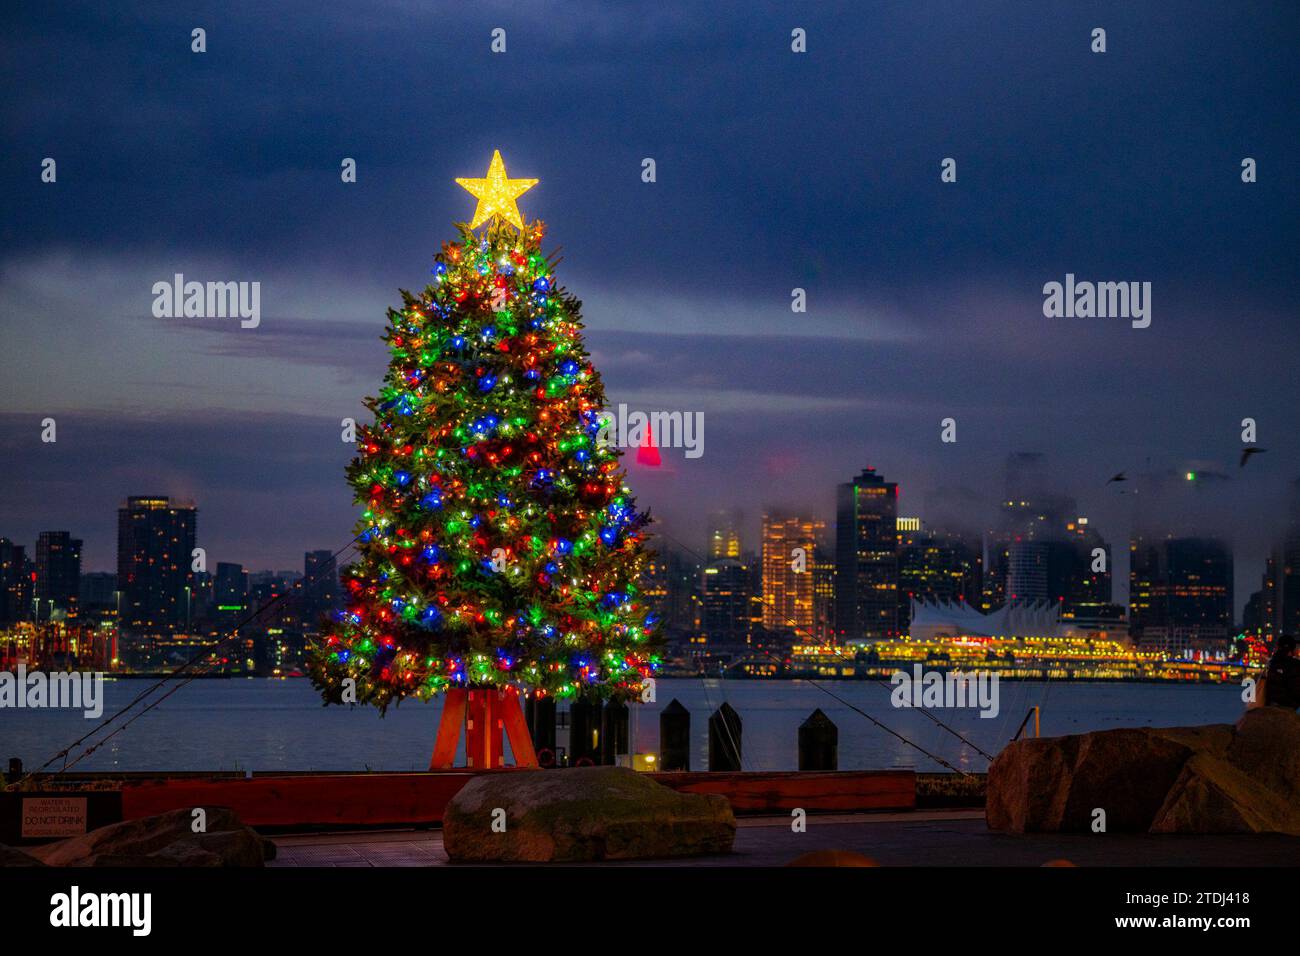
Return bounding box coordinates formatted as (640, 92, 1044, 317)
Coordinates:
(454, 149, 538, 230)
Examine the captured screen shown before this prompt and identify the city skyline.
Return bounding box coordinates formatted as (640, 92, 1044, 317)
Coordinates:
(3, 3, 1298, 615)
(1, 454, 1290, 627)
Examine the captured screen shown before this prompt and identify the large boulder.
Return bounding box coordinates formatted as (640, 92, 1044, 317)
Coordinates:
(1226, 706, 1300, 796)
(442, 766, 736, 862)
(987, 727, 1203, 832)
(0, 844, 46, 866)
(987, 707, 1300, 835)
(27, 807, 275, 867)
(1149, 754, 1300, 834)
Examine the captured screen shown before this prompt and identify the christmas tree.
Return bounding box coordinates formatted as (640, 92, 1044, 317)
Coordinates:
(310, 151, 661, 715)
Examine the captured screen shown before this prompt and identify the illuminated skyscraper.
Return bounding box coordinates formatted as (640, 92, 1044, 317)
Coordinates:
(1129, 535, 1233, 647)
(35, 531, 82, 620)
(116, 496, 197, 634)
(701, 558, 755, 642)
(760, 512, 824, 633)
(707, 509, 742, 560)
(213, 562, 248, 632)
(897, 522, 983, 630)
(643, 549, 700, 633)
(1006, 540, 1048, 603)
(834, 467, 899, 643)
(0, 538, 32, 624)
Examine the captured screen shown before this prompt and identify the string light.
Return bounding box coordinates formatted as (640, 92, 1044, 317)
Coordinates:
(310, 159, 661, 711)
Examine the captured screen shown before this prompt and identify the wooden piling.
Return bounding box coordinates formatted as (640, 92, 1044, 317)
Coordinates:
(659, 698, 691, 771)
(708, 702, 742, 772)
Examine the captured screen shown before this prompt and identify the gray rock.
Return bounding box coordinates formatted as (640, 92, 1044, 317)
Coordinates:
(442, 766, 736, 862)
(28, 807, 274, 867)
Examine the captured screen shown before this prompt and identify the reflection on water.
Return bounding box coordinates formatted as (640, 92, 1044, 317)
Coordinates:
(0, 677, 1245, 774)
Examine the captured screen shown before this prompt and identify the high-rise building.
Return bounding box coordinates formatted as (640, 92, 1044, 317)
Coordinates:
(1006, 540, 1049, 603)
(1258, 478, 1300, 641)
(811, 548, 836, 641)
(834, 467, 899, 643)
(707, 510, 743, 560)
(1165, 538, 1233, 632)
(760, 512, 823, 634)
(35, 531, 82, 620)
(302, 550, 339, 632)
(981, 538, 1008, 612)
(1000, 453, 1076, 541)
(701, 558, 755, 642)
(1130, 535, 1233, 648)
(1049, 517, 1118, 628)
(985, 452, 1081, 610)
(78, 571, 119, 610)
(212, 562, 249, 632)
(248, 571, 298, 629)
(897, 523, 982, 629)
(643, 548, 700, 635)
(1242, 571, 1270, 641)
(0, 539, 32, 624)
(116, 496, 197, 634)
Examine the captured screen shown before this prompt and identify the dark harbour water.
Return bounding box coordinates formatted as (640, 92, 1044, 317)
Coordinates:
(0, 677, 1246, 775)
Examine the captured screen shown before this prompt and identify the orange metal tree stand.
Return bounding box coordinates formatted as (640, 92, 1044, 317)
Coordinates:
(429, 686, 539, 770)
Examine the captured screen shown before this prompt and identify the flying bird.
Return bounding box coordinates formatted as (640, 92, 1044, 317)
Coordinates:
(1240, 447, 1268, 468)
(1106, 472, 1127, 484)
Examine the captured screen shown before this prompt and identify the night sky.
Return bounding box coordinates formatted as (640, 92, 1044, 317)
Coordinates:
(2, 2, 1297, 611)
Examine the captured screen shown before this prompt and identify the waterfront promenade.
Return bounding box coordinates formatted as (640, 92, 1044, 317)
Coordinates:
(269, 810, 1300, 867)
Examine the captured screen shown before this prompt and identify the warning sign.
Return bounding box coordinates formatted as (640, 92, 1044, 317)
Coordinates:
(21, 796, 88, 837)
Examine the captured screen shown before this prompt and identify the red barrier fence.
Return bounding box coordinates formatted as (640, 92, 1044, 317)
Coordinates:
(113, 768, 915, 830)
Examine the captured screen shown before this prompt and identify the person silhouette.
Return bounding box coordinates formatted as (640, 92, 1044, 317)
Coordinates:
(1264, 635, 1300, 709)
